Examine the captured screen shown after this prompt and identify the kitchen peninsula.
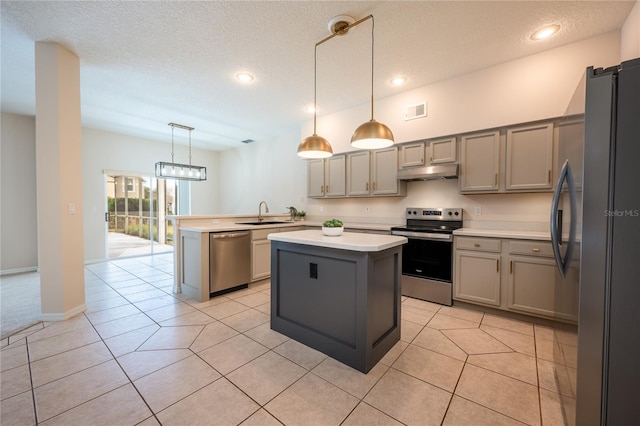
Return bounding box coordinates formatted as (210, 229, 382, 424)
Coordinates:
(268, 230, 407, 373)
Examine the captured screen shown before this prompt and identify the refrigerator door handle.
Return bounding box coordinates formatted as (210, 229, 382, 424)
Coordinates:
(550, 160, 577, 278)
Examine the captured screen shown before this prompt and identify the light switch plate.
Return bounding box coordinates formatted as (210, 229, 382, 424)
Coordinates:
(474, 206, 482, 216)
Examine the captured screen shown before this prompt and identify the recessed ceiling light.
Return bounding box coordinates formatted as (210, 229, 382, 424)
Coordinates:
(235, 72, 254, 83)
(390, 76, 407, 86)
(303, 105, 316, 114)
(531, 24, 560, 41)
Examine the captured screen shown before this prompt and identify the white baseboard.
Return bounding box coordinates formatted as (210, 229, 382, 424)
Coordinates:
(0, 266, 38, 276)
(40, 304, 87, 322)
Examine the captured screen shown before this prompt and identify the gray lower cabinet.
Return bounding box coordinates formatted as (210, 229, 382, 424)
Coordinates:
(270, 240, 401, 373)
(454, 236, 579, 323)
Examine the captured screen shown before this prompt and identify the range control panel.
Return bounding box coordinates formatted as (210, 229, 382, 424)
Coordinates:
(405, 208, 463, 221)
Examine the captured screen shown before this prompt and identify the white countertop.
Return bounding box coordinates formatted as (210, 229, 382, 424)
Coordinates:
(454, 228, 582, 243)
(453, 228, 551, 241)
(268, 230, 407, 252)
(180, 220, 397, 233)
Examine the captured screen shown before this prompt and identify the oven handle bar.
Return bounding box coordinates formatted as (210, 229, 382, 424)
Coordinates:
(391, 230, 453, 241)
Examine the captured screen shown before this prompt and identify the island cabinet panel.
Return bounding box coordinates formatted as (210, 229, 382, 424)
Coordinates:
(270, 241, 401, 373)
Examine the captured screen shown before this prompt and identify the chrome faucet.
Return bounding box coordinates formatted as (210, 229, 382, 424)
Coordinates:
(258, 201, 269, 222)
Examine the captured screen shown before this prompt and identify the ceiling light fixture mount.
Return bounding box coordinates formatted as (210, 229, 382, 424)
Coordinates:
(531, 24, 560, 40)
(327, 15, 356, 36)
(235, 72, 254, 83)
(297, 14, 394, 158)
(155, 123, 207, 181)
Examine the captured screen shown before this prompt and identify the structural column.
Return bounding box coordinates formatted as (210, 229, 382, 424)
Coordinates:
(35, 42, 85, 320)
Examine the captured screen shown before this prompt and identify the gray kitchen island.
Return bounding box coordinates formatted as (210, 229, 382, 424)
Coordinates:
(268, 230, 407, 373)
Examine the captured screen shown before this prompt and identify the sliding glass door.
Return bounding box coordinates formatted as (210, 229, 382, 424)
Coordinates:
(106, 174, 178, 258)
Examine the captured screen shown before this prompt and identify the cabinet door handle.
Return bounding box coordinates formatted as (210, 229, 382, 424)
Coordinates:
(430, 157, 433, 162)
(496, 259, 500, 272)
(474, 243, 480, 247)
(548, 170, 552, 183)
(510, 260, 513, 274)
(373, 182, 377, 191)
(326, 185, 329, 193)
(321, 185, 324, 194)
(366, 182, 369, 191)
(532, 248, 541, 253)
(494, 173, 498, 186)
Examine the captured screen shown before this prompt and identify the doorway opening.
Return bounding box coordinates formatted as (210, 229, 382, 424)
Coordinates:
(106, 174, 178, 258)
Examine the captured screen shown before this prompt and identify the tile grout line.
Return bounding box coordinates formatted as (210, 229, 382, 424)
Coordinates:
(24, 334, 39, 425)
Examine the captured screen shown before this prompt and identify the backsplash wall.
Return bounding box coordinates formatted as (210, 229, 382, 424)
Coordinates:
(306, 179, 552, 231)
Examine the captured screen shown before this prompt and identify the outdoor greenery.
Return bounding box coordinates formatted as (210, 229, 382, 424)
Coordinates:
(108, 197, 158, 213)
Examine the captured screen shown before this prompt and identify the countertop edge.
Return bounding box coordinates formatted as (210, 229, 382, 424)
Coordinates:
(268, 230, 407, 252)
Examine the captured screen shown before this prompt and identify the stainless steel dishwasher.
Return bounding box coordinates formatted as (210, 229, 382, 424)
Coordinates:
(209, 231, 251, 294)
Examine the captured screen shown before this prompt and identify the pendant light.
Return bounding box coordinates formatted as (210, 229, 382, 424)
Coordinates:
(155, 123, 207, 181)
(297, 39, 333, 158)
(297, 15, 393, 158)
(350, 15, 394, 149)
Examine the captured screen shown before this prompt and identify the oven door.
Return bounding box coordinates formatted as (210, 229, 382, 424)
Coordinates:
(402, 238, 453, 282)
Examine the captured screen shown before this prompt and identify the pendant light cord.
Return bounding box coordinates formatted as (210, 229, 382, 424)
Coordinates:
(171, 125, 175, 163)
(313, 43, 318, 135)
(370, 15, 375, 121)
(188, 129, 192, 167)
(315, 15, 376, 122)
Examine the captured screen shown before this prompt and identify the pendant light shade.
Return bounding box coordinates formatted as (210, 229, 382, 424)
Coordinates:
(350, 119, 394, 149)
(297, 134, 333, 158)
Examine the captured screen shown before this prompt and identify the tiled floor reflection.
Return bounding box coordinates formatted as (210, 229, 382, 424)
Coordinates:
(0, 253, 578, 425)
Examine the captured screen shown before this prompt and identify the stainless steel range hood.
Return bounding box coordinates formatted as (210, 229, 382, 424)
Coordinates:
(396, 164, 459, 181)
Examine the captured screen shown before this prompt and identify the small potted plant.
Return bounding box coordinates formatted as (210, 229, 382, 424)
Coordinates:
(296, 210, 306, 221)
(286, 206, 298, 221)
(322, 218, 344, 236)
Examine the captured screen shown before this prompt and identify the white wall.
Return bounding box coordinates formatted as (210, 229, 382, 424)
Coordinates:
(303, 32, 620, 152)
(217, 126, 307, 216)
(282, 31, 620, 228)
(621, 0, 640, 60)
(82, 127, 219, 261)
(1, 113, 38, 272)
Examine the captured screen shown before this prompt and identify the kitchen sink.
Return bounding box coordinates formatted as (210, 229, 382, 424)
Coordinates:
(236, 221, 293, 226)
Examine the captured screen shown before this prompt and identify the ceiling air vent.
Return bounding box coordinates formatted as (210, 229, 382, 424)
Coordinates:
(241, 139, 255, 144)
(404, 102, 427, 121)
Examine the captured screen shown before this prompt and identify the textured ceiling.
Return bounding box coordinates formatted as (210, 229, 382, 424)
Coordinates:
(1, 1, 635, 150)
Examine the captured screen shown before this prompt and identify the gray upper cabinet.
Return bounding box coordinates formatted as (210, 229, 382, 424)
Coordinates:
(310, 147, 404, 199)
(398, 142, 426, 168)
(505, 123, 553, 191)
(307, 155, 346, 198)
(325, 155, 346, 197)
(429, 137, 457, 164)
(372, 147, 404, 195)
(347, 151, 371, 196)
(459, 120, 561, 194)
(459, 131, 501, 193)
(307, 159, 325, 197)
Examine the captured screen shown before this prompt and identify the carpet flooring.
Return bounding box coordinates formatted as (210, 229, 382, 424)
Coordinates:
(0, 271, 41, 339)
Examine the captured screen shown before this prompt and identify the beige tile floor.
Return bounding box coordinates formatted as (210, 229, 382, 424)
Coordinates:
(0, 253, 578, 426)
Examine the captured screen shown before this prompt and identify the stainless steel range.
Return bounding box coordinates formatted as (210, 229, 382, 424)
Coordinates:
(391, 208, 463, 306)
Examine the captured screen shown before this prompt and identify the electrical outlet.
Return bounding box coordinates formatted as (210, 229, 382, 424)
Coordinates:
(474, 206, 482, 216)
(319, 206, 324, 213)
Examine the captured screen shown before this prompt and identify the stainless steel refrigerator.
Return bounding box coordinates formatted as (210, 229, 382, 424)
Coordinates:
(572, 58, 640, 425)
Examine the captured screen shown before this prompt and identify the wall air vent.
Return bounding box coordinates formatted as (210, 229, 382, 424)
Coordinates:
(241, 139, 255, 144)
(404, 102, 427, 121)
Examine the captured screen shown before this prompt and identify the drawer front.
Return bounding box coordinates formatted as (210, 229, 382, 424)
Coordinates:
(509, 240, 554, 257)
(455, 236, 501, 252)
(252, 228, 278, 240)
